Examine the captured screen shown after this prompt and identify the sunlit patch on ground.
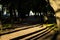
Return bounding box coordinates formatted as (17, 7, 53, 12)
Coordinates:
(0, 23, 58, 40)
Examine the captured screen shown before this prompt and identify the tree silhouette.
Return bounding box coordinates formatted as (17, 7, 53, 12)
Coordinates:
(0, 0, 56, 24)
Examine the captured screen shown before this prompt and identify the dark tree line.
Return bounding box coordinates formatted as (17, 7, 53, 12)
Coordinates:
(0, 0, 56, 24)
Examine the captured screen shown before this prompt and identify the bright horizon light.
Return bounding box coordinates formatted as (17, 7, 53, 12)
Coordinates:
(29, 10, 35, 16)
(4, 8, 6, 15)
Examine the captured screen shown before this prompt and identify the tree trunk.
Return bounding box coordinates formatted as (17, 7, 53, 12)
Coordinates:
(49, 0, 60, 31)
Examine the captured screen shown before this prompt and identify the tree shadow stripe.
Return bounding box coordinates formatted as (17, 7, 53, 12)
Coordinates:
(34, 26, 56, 40)
(26, 25, 54, 40)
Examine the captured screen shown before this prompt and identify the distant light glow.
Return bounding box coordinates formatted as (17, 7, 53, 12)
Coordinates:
(36, 13, 38, 15)
(0, 5, 2, 11)
(15, 10, 18, 17)
(39, 13, 40, 16)
(4, 9, 6, 15)
(41, 12, 43, 15)
(29, 10, 35, 16)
